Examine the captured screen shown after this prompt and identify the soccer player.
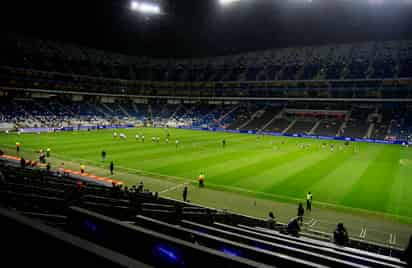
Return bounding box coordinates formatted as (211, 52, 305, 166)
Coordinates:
(166, 137, 169, 144)
(175, 139, 180, 149)
(110, 161, 114, 175)
(135, 133, 139, 141)
(152, 137, 155, 143)
(46, 148, 51, 157)
(113, 132, 118, 138)
(306, 191, 312, 212)
(101, 150, 106, 162)
(141, 135, 145, 143)
(222, 139, 226, 148)
(16, 142, 21, 153)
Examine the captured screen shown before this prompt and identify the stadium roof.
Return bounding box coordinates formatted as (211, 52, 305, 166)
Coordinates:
(1, 0, 412, 58)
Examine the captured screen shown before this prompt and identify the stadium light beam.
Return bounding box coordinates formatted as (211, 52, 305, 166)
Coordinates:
(130, 1, 161, 15)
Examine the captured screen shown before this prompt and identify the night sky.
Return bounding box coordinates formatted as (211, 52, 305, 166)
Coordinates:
(1, 0, 412, 58)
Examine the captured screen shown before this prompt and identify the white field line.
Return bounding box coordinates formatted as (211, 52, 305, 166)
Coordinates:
(2, 142, 412, 223)
(304, 218, 314, 226)
(359, 228, 365, 238)
(159, 183, 186, 194)
(359, 228, 367, 239)
(310, 220, 318, 228)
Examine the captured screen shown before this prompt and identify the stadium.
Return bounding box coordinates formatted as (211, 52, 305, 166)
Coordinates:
(0, 0, 412, 267)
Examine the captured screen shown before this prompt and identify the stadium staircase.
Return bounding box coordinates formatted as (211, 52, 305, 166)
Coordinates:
(94, 103, 111, 117)
(217, 104, 240, 126)
(260, 109, 284, 130)
(169, 104, 182, 120)
(131, 102, 141, 116)
(282, 119, 297, 134)
(338, 111, 352, 136)
(118, 104, 131, 118)
(242, 108, 280, 131)
(309, 120, 322, 135)
(101, 103, 114, 114)
(238, 109, 262, 130)
(366, 123, 375, 139)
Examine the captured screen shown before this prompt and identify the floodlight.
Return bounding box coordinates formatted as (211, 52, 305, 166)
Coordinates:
(139, 2, 161, 14)
(130, 1, 161, 15)
(131, 1, 139, 10)
(219, 0, 242, 6)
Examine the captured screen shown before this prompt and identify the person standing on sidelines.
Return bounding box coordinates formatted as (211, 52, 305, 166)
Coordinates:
(110, 161, 114, 175)
(306, 191, 313, 212)
(198, 172, 205, 187)
(101, 150, 106, 162)
(80, 164, 85, 174)
(297, 203, 304, 223)
(182, 185, 188, 202)
(16, 142, 21, 153)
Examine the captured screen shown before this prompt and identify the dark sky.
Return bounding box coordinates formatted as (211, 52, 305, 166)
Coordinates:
(1, 0, 412, 58)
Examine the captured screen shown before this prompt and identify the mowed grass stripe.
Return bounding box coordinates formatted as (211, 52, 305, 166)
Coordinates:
(382, 148, 412, 217)
(311, 145, 382, 204)
(237, 149, 337, 191)
(152, 142, 272, 175)
(218, 148, 311, 187)
(341, 146, 401, 213)
(269, 149, 354, 198)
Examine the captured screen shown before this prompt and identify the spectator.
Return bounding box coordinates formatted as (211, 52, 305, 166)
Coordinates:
(306, 191, 312, 212)
(333, 223, 349, 246)
(46, 162, 51, 173)
(137, 181, 144, 193)
(0, 170, 5, 185)
(20, 157, 26, 168)
(182, 185, 188, 202)
(267, 212, 276, 230)
(297, 203, 304, 223)
(287, 216, 301, 237)
(402, 235, 412, 267)
(109, 161, 114, 175)
(80, 164, 85, 174)
(59, 162, 65, 176)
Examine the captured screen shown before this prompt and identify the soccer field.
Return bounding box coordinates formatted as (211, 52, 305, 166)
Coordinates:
(1, 128, 412, 219)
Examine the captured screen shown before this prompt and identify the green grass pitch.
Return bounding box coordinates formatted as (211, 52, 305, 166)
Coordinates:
(1, 128, 412, 219)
